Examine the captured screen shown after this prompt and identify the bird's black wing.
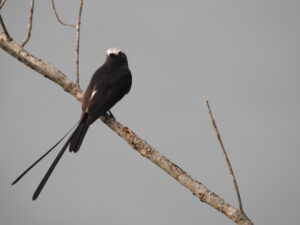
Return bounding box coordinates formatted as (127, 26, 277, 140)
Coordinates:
(85, 69, 132, 125)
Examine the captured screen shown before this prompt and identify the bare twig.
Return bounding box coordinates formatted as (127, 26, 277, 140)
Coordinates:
(0, 34, 253, 225)
(51, 0, 76, 28)
(0, 0, 11, 40)
(205, 100, 244, 213)
(51, 0, 83, 87)
(0, 14, 11, 40)
(21, 0, 34, 47)
(75, 0, 83, 87)
(0, 0, 7, 10)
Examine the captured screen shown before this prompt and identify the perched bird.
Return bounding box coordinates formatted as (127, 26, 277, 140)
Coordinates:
(12, 47, 132, 200)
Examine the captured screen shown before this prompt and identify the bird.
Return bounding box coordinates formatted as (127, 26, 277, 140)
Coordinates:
(11, 47, 132, 200)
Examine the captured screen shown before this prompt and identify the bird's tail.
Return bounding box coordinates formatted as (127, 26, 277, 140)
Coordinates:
(11, 113, 90, 200)
(11, 121, 79, 186)
(69, 113, 89, 153)
(32, 114, 90, 200)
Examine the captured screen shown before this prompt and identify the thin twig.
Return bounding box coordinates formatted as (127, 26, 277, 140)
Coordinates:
(75, 0, 83, 88)
(51, 0, 82, 87)
(51, 0, 76, 28)
(0, 14, 11, 40)
(205, 100, 244, 213)
(0, 0, 7, 10)
(21, 0, 34, 47)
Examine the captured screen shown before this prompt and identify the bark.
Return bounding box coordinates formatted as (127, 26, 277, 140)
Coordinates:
(0, 32, 253, 225)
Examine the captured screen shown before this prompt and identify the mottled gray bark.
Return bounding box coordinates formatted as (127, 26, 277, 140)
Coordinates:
(0, 32, 253, 225)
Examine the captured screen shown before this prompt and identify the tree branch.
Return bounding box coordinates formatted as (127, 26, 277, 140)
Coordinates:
(51, 0, 83, 87)
(75, 0, 83, 88)
(21, 0, 34, 47)
(205, 100, 244, 213)
(0, 0, 7, 10)
(0, 32, 81, 99)
(51, 0, 76, 28)
(0, 32, 253, 225)
(0, 14, 11, 40)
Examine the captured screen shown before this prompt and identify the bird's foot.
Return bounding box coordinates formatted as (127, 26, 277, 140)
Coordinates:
(103, 111, 115, 122)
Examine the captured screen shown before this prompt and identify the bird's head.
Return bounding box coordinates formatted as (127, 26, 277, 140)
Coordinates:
(105, 47, 128, 67)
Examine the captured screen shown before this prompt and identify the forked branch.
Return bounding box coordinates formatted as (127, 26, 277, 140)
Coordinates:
(0, 33, 253, 225)
(51, 0, 83, 88)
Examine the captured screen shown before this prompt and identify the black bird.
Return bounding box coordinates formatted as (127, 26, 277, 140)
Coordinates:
(12, 47, 132, 200)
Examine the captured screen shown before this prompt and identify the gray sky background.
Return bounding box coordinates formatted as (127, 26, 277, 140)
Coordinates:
(1, 1, 299, 224)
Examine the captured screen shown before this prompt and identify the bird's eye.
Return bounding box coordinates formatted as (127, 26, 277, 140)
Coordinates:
(118, 51, 123, 56)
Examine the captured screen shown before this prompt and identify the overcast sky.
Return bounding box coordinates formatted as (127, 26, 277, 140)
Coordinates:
(1, 1, 299, 224)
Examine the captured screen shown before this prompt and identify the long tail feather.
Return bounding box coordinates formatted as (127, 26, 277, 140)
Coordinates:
(32, 134, 73, 200)
(11, 122, 79, 185)
(69, 113, 89, 153)
(32, 118, 89, 200)
(69, 125, 89, 153)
